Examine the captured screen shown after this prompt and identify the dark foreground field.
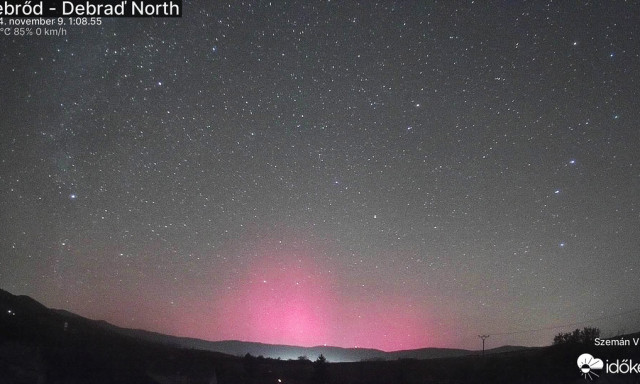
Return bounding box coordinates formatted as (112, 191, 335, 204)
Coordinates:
(1, 289, 639, 384)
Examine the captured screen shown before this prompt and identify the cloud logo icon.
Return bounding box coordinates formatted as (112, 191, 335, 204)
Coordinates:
(577, 353, 604, 380)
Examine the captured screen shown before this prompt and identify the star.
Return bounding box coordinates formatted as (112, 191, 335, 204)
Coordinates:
(1, 0, 637, 354)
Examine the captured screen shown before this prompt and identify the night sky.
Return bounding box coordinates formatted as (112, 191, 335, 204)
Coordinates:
(1, 1, 639, 352)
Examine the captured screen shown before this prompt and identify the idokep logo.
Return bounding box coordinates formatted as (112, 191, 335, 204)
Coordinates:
(606, 359, 640, 375)
(577, 353, 604, 380)
(577, 353, 640, 380)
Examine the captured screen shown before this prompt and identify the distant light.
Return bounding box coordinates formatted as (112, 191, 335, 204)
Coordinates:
(569, 159, 575, 165)
(560, 242, 565, 247)
(69, 194, 77, 199)
(554, 190, 560, 194)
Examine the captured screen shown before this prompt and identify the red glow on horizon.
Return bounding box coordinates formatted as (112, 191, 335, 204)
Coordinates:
(212, 248, 338, 347)
(173, 236, 453, 351)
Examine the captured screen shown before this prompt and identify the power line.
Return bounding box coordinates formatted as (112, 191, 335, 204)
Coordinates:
(488, 307, 640, 337)
(478, 335, 490, 356)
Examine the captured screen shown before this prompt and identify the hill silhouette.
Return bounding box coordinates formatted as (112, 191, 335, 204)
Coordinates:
(49, 300, 529, 362)
(1, 288, 639, 383)
(89, 323, 528, 362)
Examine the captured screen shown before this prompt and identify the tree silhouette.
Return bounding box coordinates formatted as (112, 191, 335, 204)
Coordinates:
(313, 354, 328, 383)
(553, 327, 600, 345)
(242, 353, 258, 378)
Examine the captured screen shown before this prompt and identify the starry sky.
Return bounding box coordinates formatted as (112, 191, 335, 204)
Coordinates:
(1, 1, 639, 352)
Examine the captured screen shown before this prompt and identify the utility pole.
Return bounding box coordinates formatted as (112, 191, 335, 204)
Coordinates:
(478, 335, 490, 357)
